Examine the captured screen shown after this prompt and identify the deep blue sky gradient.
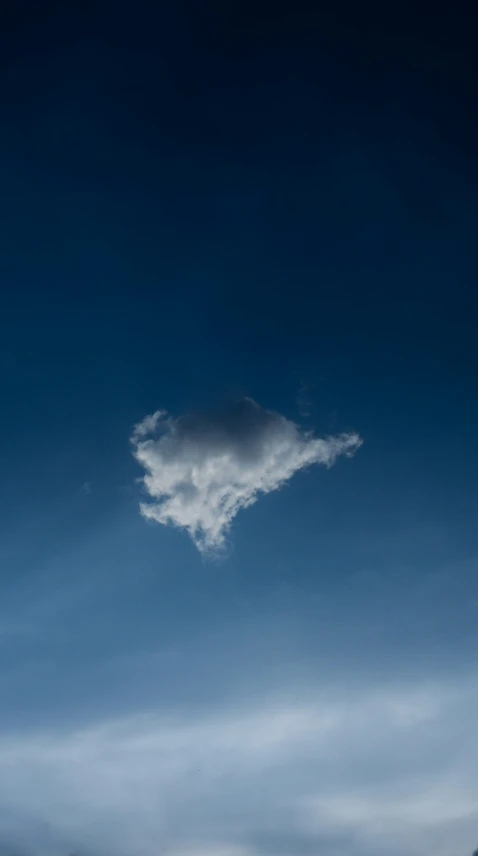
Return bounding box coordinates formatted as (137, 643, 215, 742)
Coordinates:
(1, 0, 477, 723)
(0, 4, 477, 854)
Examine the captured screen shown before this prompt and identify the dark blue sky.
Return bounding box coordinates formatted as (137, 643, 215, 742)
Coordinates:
(0, 4, 477, 856)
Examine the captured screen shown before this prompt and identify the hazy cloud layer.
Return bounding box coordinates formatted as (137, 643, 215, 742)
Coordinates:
(0, 677, 477, 856)
(131, 398, 362, 552)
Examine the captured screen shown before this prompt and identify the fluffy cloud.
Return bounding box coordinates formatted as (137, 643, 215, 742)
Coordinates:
(1, 677, 477, 856)
(131, 398, 362, 552)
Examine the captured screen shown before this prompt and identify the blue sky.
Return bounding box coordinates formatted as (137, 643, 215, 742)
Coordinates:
(1, 4, 478, 855)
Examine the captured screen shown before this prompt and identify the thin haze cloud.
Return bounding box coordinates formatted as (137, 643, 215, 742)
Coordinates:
(131, 398, 362, 553)
(0, 677, 477, 856)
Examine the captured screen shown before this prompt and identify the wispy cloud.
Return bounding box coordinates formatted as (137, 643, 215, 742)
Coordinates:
(131, 398, 362, 553)
(0, 677, 477, 856)
(296, 379, 315, 418)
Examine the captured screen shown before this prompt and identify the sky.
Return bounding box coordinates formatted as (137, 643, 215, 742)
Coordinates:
(1, 2, 478, 855)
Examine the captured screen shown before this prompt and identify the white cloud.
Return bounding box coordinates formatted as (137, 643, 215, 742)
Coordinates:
(132, 410, 167, 438)
(131, 398, 362, 552)
(0, 677, 477, 856)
